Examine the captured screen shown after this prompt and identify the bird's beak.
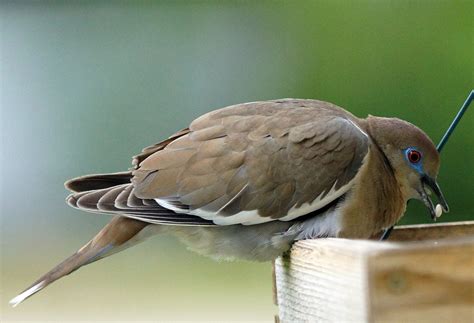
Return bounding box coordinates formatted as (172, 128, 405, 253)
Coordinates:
(420, 175, 449, 220)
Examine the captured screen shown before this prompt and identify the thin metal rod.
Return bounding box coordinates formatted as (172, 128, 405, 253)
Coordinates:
(379, 226, 393, 240)
(380, 90, 473, 241)
(437, 90, 473, 153)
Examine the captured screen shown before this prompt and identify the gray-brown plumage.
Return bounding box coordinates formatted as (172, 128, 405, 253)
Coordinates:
(10, 99, 448, 306)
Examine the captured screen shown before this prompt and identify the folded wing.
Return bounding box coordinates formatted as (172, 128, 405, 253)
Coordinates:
(131, 99, 370, 225)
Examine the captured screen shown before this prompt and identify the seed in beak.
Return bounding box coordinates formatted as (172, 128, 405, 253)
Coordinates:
(435, 204, 443, 218)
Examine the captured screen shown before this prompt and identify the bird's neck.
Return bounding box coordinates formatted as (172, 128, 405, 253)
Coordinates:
(337, 138, 406, 238)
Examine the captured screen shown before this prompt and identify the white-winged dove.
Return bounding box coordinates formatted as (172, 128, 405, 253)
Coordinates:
(10, 99, 449, 306)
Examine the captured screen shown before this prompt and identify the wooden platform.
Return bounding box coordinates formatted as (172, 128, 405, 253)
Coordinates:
(273, 221, 474, 323)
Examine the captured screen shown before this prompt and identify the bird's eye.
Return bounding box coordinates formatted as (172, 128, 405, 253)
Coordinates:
(407, 149, 422, 164)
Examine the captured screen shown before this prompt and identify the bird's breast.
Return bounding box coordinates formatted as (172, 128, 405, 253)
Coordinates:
(334, 148, 406, 238)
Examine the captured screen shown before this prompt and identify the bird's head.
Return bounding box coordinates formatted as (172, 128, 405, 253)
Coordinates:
(367, 116, 449, 220)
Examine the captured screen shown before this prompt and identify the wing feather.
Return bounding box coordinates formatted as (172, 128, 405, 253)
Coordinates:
(131, 99, 369, 225)
(67, 99, 369, 227)
(66, 184, 214, 226)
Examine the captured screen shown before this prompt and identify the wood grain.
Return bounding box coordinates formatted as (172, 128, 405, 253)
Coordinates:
(274, 221, 474, 323)
(274, 239, 387, 322)
(388, 221, 474, 241)
(369, 237, 474, 322)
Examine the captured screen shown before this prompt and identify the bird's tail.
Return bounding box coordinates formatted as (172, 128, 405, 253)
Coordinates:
(9, 216, 151, 307)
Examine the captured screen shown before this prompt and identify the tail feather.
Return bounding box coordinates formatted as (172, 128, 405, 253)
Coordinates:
(65, 172, 132, 193)
(65, 183, 215, 226)
(9, 216, 150, 307)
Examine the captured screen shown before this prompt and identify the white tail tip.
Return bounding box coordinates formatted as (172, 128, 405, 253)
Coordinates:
(9, 281, 45, 307)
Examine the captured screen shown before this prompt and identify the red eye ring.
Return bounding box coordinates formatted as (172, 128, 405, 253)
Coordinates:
(407, 149, 422, 163)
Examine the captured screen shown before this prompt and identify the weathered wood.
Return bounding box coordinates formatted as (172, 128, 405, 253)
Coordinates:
(368, 238, 474, 322)
(388, 221, 474, 241)
(274, 221, 474, 323)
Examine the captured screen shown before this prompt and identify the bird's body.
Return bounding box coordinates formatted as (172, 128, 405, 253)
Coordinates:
(10, 99, 448, 306)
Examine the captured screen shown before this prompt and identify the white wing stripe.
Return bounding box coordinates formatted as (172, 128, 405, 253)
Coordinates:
(279, 179, 352, 221)
(155, 199, 186, 213)
(154, 178, 354, 226)
(217, 184, 249, 214)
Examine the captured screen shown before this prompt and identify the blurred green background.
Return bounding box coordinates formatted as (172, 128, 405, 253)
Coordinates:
(1, 1, 472, 322)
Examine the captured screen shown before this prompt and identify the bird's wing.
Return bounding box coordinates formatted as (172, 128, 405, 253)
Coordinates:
(131, 99, 370, 225)
(131, 128, 190, 169)
(66, 126, 217, 226)
(67, 183, 215, 226)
